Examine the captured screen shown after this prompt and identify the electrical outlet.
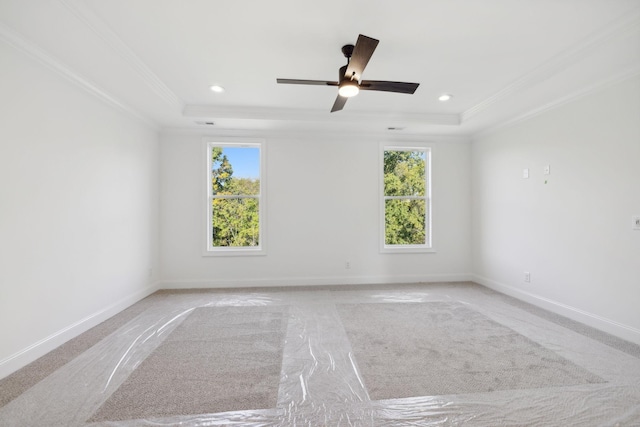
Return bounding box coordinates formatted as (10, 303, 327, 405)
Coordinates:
(523, 168, 529, 179)
(524, 272, 531, 283)
(633, 216, 640, 230)
(148, 268, 153, 277)
(345, 261, 351, 269)
(544, 165, 551, 175)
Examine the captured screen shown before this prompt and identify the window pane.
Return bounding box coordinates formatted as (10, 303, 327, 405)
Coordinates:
(385, 199, 426, 245)
(212, 198, 260, 247)
(383, 150, 426, 197)
(211, 146, 260, 196)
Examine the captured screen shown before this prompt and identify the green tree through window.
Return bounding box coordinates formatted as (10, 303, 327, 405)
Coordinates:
(209, 144, 262, 250)
(383, 148, 430, 247)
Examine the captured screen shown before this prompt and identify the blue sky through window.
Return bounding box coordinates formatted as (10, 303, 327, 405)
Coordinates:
(222, 147, 260, 179)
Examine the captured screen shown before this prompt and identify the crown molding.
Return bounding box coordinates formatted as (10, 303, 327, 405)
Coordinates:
(182, 104, 461, 127)
(59, 0, 184, 111)
(462, 6, 640, 123)
(0, 22, 157, 129)
(161, 125, 472, 143)
(472, 65, 640, 140)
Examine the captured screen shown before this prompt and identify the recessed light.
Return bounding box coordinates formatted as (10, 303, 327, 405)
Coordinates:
(210, 85, 225, 93)
(438, 93, 453, 102)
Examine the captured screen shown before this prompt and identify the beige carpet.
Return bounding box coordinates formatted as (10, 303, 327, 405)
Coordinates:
(89, 305, 288, 422)
(2, 285, 640, 426)
(0, 295, 156, 409)
(337, 302, 604, 400)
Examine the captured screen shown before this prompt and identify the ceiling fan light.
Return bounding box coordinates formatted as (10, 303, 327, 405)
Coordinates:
(338, 81, 359, 98)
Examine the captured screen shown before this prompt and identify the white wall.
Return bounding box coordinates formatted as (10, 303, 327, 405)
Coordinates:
(4, 18, 636, 385)
(0, 42, 160, 377)
(160, 131, 471, 287)
(471, 75, 640, 343)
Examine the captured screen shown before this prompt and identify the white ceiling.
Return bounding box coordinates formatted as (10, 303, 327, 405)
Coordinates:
(1, 0, 639, 135)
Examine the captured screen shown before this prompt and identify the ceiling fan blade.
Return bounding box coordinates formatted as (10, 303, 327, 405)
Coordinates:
(330, 95, 348, 112)
(359, 80, 420, 94)
(277, 78, 338, 86)
(344, 35, 379, 81)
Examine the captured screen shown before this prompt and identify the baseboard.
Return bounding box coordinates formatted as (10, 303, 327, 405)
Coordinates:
(0, 282, 160, 380)
(472, 274, 640, 345)
(160, 273, 472, 289)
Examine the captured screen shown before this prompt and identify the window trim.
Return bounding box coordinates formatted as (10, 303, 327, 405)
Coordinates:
(203, 138, 266, 257)
(379, 143, 434, 254)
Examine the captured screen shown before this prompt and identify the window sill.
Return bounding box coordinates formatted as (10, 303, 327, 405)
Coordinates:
(380, 246, 436, 254)
(203, 247, 266, 257)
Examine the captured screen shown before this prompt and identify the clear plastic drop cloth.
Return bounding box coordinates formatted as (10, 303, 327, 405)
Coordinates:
(0, 283, 639, 426)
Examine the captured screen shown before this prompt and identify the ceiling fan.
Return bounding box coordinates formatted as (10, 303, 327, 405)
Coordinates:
(277, 34, 420, 112)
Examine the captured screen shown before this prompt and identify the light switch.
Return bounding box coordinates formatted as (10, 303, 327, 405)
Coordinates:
(523, 168, 529, 179)
(633, 216, 640, 230)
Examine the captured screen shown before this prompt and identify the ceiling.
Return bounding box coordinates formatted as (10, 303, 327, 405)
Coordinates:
(1, 0, 639, 136)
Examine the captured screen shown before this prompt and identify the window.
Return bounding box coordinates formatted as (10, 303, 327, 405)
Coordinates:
(205, 140, 265, 255)
(381, 145, 432, 252)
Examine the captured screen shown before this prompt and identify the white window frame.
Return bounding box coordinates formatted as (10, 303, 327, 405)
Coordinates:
(203, 138, 266, 256)
(380, 142, 434, 253)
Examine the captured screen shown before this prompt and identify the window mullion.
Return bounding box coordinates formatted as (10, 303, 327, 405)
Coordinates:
(383, 195, 427, 200)
(212, 194, 260, 200)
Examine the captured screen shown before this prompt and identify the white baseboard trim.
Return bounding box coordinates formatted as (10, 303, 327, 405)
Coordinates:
(472, 274, 640, 345)
(0, 282, 160, 380)
(160, 273, 472, 290)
